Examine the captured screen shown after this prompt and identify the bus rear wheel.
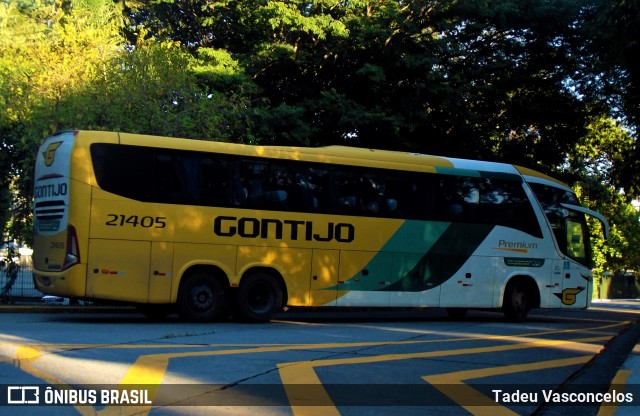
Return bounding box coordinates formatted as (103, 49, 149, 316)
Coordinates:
(177, 272, 226, 322)
(503, 280, 530, 322)
(236, 272, 283, 323)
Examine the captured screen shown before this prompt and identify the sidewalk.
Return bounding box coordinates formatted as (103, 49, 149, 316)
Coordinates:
(0, 299, 135, 313)
(610, 343, 640, 415)
(591, 299, 640, 415)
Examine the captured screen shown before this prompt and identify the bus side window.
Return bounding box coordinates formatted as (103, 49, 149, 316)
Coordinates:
(200, 157, 232, 206)
(381, 174, 414, 218)
(413, 175, 439, 221)
(479, 178, 541, 237)
(360, 174, 384, 214)
(177, 155, 202, 204)
(154, 153, 184, 204)
(291, 168, 318, 211)
(240, 161, 267, 207)
(308, 167, 331, 211)
(91, 144, 153, 202)
(334, 170, 360, 213)
(437, 176, 479, 222)
(238, 160, 292, 210)
(265, 163, 291, 209)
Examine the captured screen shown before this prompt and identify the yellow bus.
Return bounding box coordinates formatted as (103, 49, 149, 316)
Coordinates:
(32, 130, 608, 322)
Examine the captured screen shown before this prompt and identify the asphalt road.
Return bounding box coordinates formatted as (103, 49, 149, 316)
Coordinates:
(1, 301, 639, 416)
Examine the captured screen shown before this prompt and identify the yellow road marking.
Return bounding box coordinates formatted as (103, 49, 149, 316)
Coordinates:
(277, 336, 608, 416)
(1, 320, 628, 416)
(423, 356, 592, 416)
(15, 346, 99, 416)
(597, 369, 632, 416)
(15, 346, 62, 385)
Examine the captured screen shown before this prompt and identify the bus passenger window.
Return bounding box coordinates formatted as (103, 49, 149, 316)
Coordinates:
(334, 171, 360, 214)
(200, 158, 232, 206)
(307, 167, 330, 211)
(360, 174, 384, 214)
(265, 164, 291, 209)
(291, 169, 318, 211)
(154, 154, 184, 204)
(241, 161, 267, 207)
(91, 144, 153, 202)
(438, 176, 479, 222)
(239, 161, 292, 210)
(479, 178, 542, 237)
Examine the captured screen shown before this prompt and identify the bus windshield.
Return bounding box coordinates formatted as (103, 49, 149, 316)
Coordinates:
(528, 182, 608, 267)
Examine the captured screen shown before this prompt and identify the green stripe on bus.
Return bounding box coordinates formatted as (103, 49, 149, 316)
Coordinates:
(384, 222, 494, 291)
(434, 167, 481, 177)
(331, 221, 494, 292)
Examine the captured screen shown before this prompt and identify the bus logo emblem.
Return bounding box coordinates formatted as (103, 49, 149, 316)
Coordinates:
(554, 287, 584, 305)
(43, 141, 63, 167)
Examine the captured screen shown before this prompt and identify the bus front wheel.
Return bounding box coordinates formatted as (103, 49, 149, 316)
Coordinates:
(177, 272, 226, 322)
(236, 272, 283, 323)
(503, 280, 530, 322)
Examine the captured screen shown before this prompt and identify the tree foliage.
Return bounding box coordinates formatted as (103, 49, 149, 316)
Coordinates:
(1, 0, 123, 241)
(570, 117, 640, 274)
(0, 0, 638, 274)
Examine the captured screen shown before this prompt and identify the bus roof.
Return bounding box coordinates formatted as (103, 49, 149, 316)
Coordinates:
(515, 165, 571, 189)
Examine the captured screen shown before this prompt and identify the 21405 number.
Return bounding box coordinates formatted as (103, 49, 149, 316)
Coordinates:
(105, 214, 167, 228)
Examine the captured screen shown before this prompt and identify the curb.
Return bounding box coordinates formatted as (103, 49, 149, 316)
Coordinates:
(0, 304, 136, 313)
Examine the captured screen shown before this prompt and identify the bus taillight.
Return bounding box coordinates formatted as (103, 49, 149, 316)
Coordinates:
(63, 225, 80, 270)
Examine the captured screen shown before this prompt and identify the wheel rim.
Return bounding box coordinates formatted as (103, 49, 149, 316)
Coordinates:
(190, 284, 214, 312)
(247, 282, 274, 314)
(513, 289, 527, 312)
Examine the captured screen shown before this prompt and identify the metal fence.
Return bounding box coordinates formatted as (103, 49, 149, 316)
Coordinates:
(0, 254, 44, 301)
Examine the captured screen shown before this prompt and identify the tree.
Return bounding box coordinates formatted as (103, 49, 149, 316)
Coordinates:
(582, 0, 640, 131)
(119, 0, 640, 277)
(1, 1, 263, 241)
(570, 117, 640, 275)
(579, 0, 640, 196)
(2, 0, 639, 277)
(125, 2, 606, 164)
(0, 0, 124, 242)
(72, 37, 250, 140)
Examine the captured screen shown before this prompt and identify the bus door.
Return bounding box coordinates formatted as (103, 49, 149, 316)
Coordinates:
(551, 258, 590, 308)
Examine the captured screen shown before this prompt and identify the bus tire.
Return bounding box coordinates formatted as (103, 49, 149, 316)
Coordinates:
(503, 280, 530, 322)
(236, 272, 283, 323)
(177, 272, 226, 322)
